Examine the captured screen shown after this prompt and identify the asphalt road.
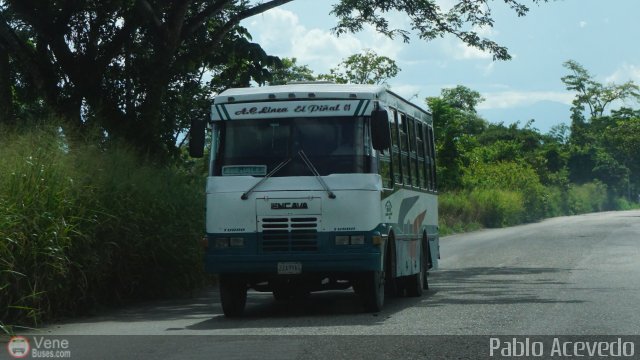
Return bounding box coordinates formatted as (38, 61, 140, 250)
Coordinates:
(12, 210, 640, 359)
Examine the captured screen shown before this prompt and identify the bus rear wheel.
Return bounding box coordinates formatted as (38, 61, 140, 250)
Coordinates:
(406, 239, 426, 297)
(219, 275, 247, 317)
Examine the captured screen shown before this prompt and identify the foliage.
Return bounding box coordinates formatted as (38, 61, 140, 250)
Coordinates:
(429, 73, 639, 234)
(0, 124, 205, 328)
(440, 85, 485, 113)
(566, 182, 609, 215)
(0, 0, 286, 158)
(562, 60, 640, 119)
(319, 49, 400, 85)
(1, 0, 550, 159)
(331, 0, 547, 61)
(426, 86, 487, 190)
(439, 189, 524, 233)
(463, 161, 546, 221)
(267, 57, 317, 85)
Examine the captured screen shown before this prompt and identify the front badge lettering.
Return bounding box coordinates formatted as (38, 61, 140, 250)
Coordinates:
(271, 202, 308, 210)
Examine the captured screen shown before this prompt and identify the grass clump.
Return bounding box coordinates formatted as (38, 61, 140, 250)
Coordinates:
(1, 125, 205, 329)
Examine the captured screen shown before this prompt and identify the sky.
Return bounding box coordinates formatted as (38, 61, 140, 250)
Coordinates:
(242, 0, 640, 133)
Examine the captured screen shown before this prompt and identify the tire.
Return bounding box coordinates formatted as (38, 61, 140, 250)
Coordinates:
(423, 235, 430, 290)
(384, 233, 403, 297)
(360, 270, 385, 312)
(219, 275, 247, 317)
(407, 253, 425, 297)
(406, 239, 425, 297)
(272, 288, 291, 301)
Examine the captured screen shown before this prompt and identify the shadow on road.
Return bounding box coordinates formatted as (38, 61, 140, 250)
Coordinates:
(422, 266, 585, 307)
(53, 286, 430, 330)
(185, 289, 428, 330)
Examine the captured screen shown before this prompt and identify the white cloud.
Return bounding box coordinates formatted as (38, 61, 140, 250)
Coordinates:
(605, 63, 640, 83)
(579, 21, 588, 28)
(440, 26, 497, 61)
(479, 62, 495, 76)
(454, 43, 493, 60)
(244, 7, 404, 74)
(478, 91, 575, 110)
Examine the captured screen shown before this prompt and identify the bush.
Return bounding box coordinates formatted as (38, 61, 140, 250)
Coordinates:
(566, 182, 608, 214)
(463, 161, 547, 221)
(0, 125, 205, 330)
(439, 188, 524, 233)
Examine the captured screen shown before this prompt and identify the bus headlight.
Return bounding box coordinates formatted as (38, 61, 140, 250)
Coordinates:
(214, 238, 230, 248)
(335, 235, 366, 245)
(335, 235, 350, 245)
(350, 235, 365, 245)
(229, 237, 245, 247)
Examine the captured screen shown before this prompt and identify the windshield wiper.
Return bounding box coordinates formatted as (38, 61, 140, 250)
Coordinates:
(240, 157, 292, 200)
(298, 150, 336, 199)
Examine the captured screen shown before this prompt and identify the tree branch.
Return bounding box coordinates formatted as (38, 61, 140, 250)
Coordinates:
(182, 0, 233, 38)
(136, 0, 164, 32)
(0, 13, 58, 104)
(205, 0, 294, 46)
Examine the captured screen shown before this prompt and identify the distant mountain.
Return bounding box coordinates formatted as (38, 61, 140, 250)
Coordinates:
(477, 100, 572, 134)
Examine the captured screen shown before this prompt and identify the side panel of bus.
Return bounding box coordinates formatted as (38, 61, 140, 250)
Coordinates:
(377, 96, 439, 278)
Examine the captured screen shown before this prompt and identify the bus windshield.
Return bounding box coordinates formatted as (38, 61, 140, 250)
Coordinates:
(216, 117, 369, 176)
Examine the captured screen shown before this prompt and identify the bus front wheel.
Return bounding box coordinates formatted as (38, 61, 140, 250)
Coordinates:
(360, 270, 385, 312)
(219, 275, 247, 317)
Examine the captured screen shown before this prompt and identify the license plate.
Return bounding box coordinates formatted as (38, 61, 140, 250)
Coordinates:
(277, 262, 302, 275)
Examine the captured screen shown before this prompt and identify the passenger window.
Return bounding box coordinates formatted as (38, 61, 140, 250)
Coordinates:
(399, 114, 411, 185)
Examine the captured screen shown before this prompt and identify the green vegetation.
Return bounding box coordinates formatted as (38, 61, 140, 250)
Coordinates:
(0, 124, 205, 332)
(432, 63, 640, 235)
(0, 0, 543, 159)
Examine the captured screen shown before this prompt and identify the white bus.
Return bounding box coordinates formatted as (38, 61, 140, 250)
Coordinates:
(190, 83, 439, 316)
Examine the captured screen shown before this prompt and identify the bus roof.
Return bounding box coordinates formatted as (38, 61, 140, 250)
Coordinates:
(212, 83, 431, 123)
(214, 83, 388, 104)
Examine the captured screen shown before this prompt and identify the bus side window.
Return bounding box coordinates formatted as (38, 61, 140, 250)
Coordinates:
(391, 109, 403, 185)
(378, 110, 393, 188)
(400, 113, 411, 186)
(417, 122, 426, 189)
(379, 153, 392, 189)
(408, 117, 419, 187)
(427, 125, 437, 191)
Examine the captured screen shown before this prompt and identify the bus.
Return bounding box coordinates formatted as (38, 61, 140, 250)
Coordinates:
(189, 83, 439, 317)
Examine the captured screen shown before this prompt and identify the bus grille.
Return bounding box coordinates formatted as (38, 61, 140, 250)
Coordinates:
(259, 217, 319, 252)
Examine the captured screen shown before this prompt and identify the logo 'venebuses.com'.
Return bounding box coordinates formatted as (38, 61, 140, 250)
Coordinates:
(6, 336, 30, 358)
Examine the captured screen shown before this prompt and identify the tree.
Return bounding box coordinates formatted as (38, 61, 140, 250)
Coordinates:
(561, 60, 640, 119)
(266, 57, 316, 85)
(0, 43, 11, 123)
(440, 85, 485, 113)
(0, 0, 287, 157)
(426, 86, 487, 190)
(0, 0, 548, 158)
(561, 61, 640, 193)
(320, 49, 400, 85)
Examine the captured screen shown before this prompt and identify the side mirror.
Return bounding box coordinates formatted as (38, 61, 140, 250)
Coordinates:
(371, 109, 391, 151)
(189, 119, 206, 158)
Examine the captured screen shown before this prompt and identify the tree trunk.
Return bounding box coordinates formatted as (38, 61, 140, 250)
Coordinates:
(0, 47, 13, 124)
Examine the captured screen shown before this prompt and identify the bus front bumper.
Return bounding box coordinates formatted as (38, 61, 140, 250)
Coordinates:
(204, 252, 382, 274)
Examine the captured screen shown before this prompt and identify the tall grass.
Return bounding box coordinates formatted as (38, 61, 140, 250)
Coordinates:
(1, 125, 205, 330)
(439, 189, 524, 234)
(440, 181, 631, 236)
